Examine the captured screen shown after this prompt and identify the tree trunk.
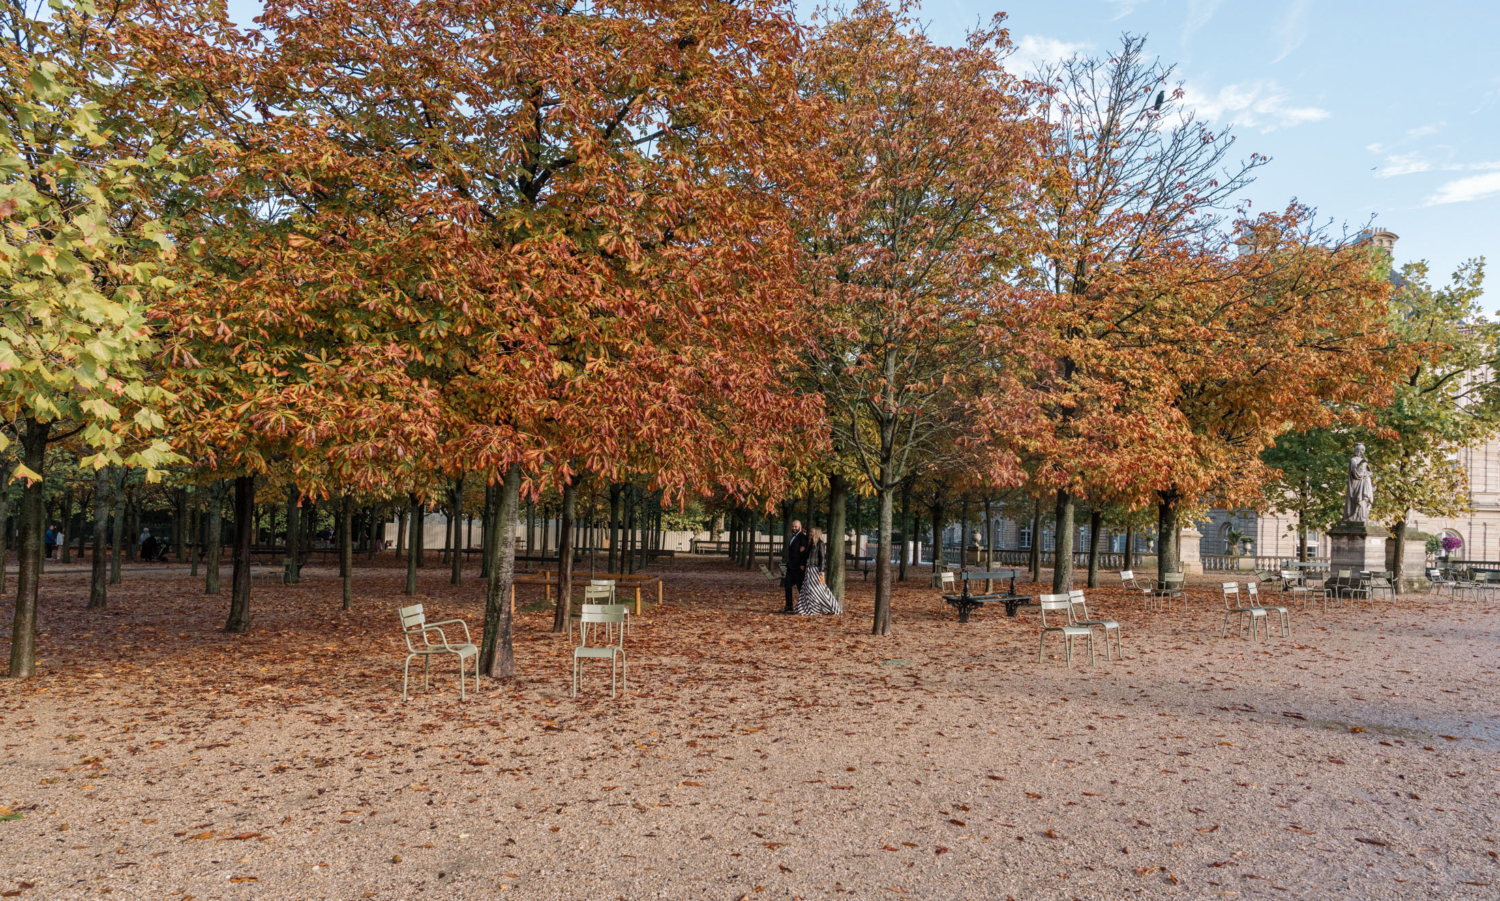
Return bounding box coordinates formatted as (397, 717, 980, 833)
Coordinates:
(553, 477, 577, 633)
(405, 493, 421, 595)
(450, 475, 465, 586)
(413, 497, 424, 568)
(110, 469, 126, 584)
(1028, 498, 1042, 583)
(1297, 507, 1308, 563)
(340, 494, 354, 609)
(188, 500, 200, 576)
(1051, 489, 1075, 593)
(526, 500, 536, 557)
(480, 486, 494, 578)
(1086, 507, 1103, 588)
(828, 474, 848, 603)
(929, 504, 944, 573)
(480, 465, 521, 678)
(1390, 516, 1407, 595)
(59, 485, 73, 564)
(225, 476, 255, 633)
(205, 480, 224, 595)
(174, 488, 188, 564)
(283, 488, 301, 584)
(958, 494, 970, 570)
(872, 481, 895, 636)
(8, 418, 49, 677)
(395, 505, 407, 559)
(89, 466, 111, 609)
(1124, 525, 1134, 570)
(1157, 490, 1181, 575)
(898, 482, 911, 582)
(0, 469, 9, 598)
(607, 484, 621, 574)
(624, 490, 637, 575)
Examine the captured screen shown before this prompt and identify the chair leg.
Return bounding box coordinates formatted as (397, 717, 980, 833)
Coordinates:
(458, 652, 465, 701)
(403, 655, 412, 701)
(424, 654, 430, 689)
(1038, 632, 1046, 663)
(1087, 633, 1095, 668)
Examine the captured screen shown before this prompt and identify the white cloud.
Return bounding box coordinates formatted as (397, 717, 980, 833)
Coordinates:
(1005, 35, 1091, 75)
(1427, 172, 1500, 205)
(1103, 0, 1145, 19)
(1182, 0, 1225, 44)
(1272, 0, 1310, 63)
(1181, 81, 1330, 132)
(1376, 153, 1431, 178)
(1406, 122, 1444, 139)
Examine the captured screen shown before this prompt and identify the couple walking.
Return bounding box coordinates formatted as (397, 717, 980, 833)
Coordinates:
(781, 520, 842, 615)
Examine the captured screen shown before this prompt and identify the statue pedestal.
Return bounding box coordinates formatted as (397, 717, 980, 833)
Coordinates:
(1327, 520, 1390, 578)
(1178, 527, 1203, 575)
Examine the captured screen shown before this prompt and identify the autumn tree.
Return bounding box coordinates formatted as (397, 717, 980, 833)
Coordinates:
(798, 3, 1036, 634)
(1359, 259, 1494, 578)
(1, 1, 179, 677)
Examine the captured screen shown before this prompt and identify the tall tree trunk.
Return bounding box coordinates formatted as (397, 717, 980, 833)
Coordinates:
(607, 484, 621, 574)
(450, 475, 465, 586)
(283, 488, 301, 584)
(480, 465, 521, 678)
(872, 479, 895, 636)
(0, 468, 9, 598)
(929, 504, 943, 573)
(225, 476, 255, 633)
(898, 482, 911, 582)
(828, 474, 848, 603)
(59, 485, 73, 564)
(89, 466, 111, 609)
(1086, 507, 1103, 589)
(395, 505, 407, 559)
(958, 494, 970, 570)
(481, 485, 496, 579)
(205, 480, 224, 595)
(174, 488, 188, 564)
(1390, 516, 1407, 594)
(984, 497, 995, 571)
(8, 418, 49, 677)
(188, 501, 200, 576)
(1157, 490, 1181, 575)
(1051, 489, 1075, 593)
(1125, 525, 1134, 570)
(553, 477, 577, 633)
(110, 469, 126, 584)
(526, 500, 536, 557)
(405, 493, 421, 595)
(1297, 506, 1308, 563)
(1028, 498, 1042, 583)
(340, 494, 354, 609)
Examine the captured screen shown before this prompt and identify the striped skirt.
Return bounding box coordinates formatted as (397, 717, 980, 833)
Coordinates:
(797, 571, 842, 615)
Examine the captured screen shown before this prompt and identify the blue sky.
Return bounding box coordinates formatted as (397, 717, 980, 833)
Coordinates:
(924, 0, 1499, 311)
(223, 0, 1498, 311)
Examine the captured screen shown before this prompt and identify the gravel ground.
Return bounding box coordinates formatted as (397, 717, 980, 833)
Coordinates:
(1, 556, 1497, 900)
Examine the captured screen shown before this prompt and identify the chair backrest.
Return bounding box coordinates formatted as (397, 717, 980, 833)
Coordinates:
(399, 604, 425, 631)
(1246, 581, 1260, 603)
(940, 571, 956, 587)
(1066, 588, 1091, 622)
(591, 579, 616, 587)
(580, 604, 626, 624)
(1120, 569, 1134, 582)
(1337, 569, 1352, 579)
(1280, 570, 1297, 581)
(582, 585, 613, 603)
(1038, 593, 1071, 627)
(1221, 582, 1241, 609)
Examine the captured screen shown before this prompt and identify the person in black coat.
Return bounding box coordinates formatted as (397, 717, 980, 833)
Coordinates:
(782, 520, 810, 613)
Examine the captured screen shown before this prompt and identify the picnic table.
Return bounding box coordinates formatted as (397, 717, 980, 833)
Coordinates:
(510, 570, 664, 615)
(941, 569, 1032, 622)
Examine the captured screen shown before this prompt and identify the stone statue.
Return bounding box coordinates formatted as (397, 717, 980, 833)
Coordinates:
(1344, 443, 1374, 522)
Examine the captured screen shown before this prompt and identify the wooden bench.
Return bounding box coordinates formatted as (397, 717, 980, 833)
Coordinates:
(510, 570, 664, 614)
(941, 569, 1032, 622)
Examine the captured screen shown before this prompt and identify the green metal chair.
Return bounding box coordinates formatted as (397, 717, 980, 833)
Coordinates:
(398, 604, 478, 701)
(1037, 594, 1095, 668)
(573, 604, 627, 698)
(1120, 569, 1154, 611)
(1246, 581, 1290, 636)
(1220, 582, 1267, 640)
(1067, 589, 1121, 661)
(1149, 572, 1187, 612)
(570, 584, 616, 643)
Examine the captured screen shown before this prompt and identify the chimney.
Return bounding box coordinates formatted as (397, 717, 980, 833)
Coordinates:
(1367, 228, 1399, 255)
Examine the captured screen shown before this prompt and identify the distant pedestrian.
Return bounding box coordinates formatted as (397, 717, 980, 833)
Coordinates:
(44, 525, 58, 559)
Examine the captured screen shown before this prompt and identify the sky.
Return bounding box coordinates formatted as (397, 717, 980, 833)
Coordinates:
(222, 0, 1499, 311)
(923, 0, 1500, 312)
